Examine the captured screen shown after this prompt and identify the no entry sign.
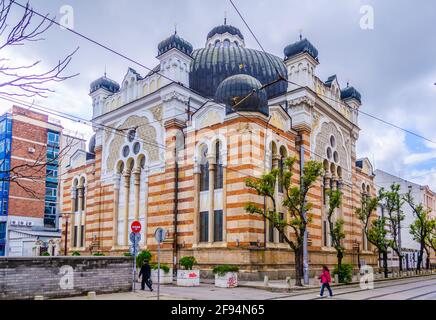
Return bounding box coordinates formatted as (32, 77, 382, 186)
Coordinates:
(131, 221, 142, 233)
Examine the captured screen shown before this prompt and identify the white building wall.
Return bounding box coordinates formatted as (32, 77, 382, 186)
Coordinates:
(375, 169, 427, 269)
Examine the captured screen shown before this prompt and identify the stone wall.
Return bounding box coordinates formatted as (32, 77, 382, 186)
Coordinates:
(0, 256, 133, 300)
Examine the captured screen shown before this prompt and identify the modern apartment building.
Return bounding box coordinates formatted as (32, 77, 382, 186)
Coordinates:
(0, 105, 83, 256)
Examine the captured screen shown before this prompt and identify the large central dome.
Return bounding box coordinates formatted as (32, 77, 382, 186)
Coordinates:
(189, 46, 288, 99)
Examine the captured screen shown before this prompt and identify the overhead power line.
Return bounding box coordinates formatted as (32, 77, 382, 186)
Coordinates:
(228, 0, 436, 147)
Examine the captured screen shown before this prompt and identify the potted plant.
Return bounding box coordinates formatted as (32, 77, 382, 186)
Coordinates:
(151, 263, 173, 284)
(213, 265, 239, 288)
(72, 251, 81, 256)
(93, 252, 105, 256)
(177, 256, 200, 287)
(136, 250, 152, 268)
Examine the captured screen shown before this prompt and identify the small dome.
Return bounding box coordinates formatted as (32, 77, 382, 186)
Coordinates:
(341, 86, 362, 104)
(284, 38, 319, 61)
(207, 24, 244, 40)
(88, 134, 96, 154)
(90, 76, 120, 94)
(215, 74, 268, 116)
(158, 33, 193, 57)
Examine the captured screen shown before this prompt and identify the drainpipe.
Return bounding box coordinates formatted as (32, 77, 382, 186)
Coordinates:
(173, 145, 179, 274)
(299, 134, 309, 285)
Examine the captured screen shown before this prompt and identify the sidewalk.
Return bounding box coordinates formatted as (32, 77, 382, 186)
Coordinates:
(238, 270, 436, 293)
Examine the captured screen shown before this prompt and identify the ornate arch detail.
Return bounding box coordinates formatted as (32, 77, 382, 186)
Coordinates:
(314, 121, 351, 182)
(210, 133, 228, 167)
(106, 115, 159, 172)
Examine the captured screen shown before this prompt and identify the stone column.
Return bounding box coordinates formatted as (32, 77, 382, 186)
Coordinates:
(222, 166, 227, 243)
(143, 169, 149, 248)
(123, 171, 131, 246)
(193, 166, 200, 245)
(70, 187, 76, 248)
(208, 160, 216, 243)
(112, 174, 121, 248)
(77, 187, 83, 248)
(272, 155, 280, 244)
(133, 169, 141, 222)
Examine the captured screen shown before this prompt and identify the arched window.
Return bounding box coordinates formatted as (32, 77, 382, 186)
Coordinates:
(278, 146, 287, 193)
(199, 146, 209, 192)
(234, 41, 239, 47)
(80, 178, 86, 212)
(214, 40, 221, 48)
(214, 141, 223, 190)
(73, 179, 79, 213)
(223, 39, 230, 48)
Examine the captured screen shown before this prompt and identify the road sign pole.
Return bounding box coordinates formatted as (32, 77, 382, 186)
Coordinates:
(157, 240, 160, 300)
(132, 236, 136, 292)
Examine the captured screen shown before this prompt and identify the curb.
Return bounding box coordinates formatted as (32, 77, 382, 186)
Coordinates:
(237, 273, 436, 293)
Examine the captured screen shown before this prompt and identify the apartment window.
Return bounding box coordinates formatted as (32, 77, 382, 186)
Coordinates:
(47, 131, 60, 146)
(323, 221, 328, 247)
(200, 163, 209, 191)
(214, 210, 223, 242)
(323, 176, 327, 205)
(73, 188, 79, 212)
(269, 219, 274, 242)
(200, 211, 209, 242)
(0, 222, 6, 240)
(279, 213, 285, 243)
(73, 226, 78, 247)
(278, 157, 284, 193)
(214, 142, 223, 190)
(80, 187, 86, 211)
(80, 225, 85, 247)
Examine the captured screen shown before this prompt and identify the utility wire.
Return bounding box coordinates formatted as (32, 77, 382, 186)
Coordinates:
(229, 0, 436, 147)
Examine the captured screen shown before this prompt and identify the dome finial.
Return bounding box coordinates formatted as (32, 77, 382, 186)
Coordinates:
(224, 11, 227, 25)
(104, 65, 107, 78)
(174, 23, 177, 35)
(298, 28, 303, 41)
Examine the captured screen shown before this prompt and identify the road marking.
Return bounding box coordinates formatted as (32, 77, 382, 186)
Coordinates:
(363, 283, 436, 300)
(266, 276, 436, 300)
(406, 290, 436, 300)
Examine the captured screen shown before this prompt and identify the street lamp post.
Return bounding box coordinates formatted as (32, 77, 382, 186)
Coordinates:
(61, 212, 74, 255)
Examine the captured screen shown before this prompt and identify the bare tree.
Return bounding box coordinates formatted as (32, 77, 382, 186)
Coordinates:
(404, 191, 434, 271)
(0, 135, 80, 199)
(0, 0, 78, 98)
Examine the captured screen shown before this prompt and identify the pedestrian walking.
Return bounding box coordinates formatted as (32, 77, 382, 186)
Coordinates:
(138, 260, 153, 291)
(318, 265, 333, 298)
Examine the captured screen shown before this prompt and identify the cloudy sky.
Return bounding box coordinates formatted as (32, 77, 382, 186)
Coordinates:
(1, 0, 436, 188)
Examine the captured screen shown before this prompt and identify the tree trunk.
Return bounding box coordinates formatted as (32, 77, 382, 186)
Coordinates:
(383, 251, 388, 278)
(424, 248, 430, 270)
(337, 251, 343, 283)
(417, 246, 424, 272)
(398, 254, 403, 272)
(294, 248, 303, 287)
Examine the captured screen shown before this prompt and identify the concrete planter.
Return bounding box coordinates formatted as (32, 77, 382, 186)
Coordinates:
(215, 272, 238, 288)
(177, 270, 200, 287)
(151, 268, 173, 284)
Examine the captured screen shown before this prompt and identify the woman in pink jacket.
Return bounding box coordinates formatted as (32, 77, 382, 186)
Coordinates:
(318, 265, 333, 297)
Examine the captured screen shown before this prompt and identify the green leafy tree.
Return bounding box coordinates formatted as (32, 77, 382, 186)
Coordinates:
(404, 191, 434, 271)
(356, 195, 390, 277)
(326, 189, 346, 273)
(378, 184, 405, 271)
(245, 157, 323, 286)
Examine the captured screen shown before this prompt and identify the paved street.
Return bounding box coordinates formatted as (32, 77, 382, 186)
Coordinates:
(61, 275, 436, 300)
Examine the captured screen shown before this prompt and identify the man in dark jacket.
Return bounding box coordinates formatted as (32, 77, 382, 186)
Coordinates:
(138, 260, 153, 291)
